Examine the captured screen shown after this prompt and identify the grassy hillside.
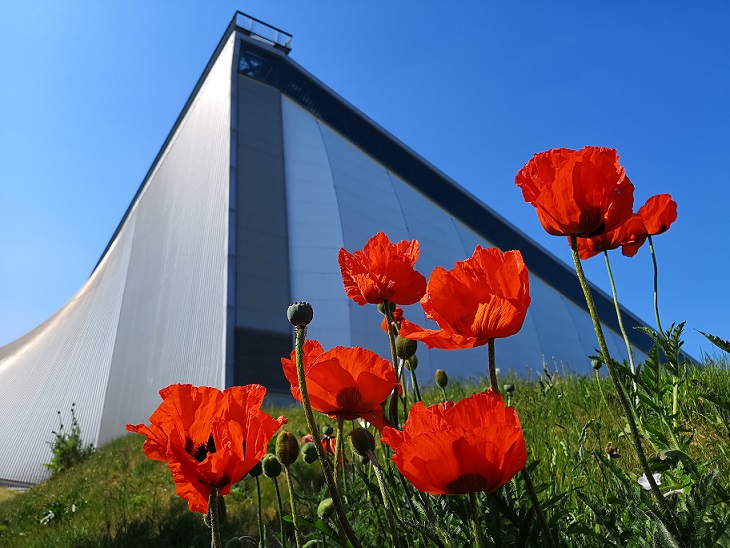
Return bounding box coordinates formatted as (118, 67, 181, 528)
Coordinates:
(0, 361, 728, 547)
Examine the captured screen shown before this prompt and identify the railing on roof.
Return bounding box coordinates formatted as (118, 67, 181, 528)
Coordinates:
(233, 11, 293, 54)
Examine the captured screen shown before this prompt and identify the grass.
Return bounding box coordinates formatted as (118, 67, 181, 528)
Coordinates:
(0, 360, 728, 547)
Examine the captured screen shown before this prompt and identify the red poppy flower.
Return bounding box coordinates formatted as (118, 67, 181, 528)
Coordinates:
(126, 384, 286, 513)
(338, 232, 427, 305)
(620, 195, 677, 257)
(397, 247, 530, 349)
(515, 146, 635, 237)
(281, 342, 401, 430)
(620, 213, 649, 257)
(574, 221, 629, 260)
(380, 390, 526, 495)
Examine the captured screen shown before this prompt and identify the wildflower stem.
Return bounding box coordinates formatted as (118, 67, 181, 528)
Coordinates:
(367, 449, 402, 548)
(487, 338, 500, 395)
(273, 477, 288, 548)
(284, 467, 302, 548)
(384, 301, 403, 428)
(468, 492, 485, 548)
(293, 326, 362, 548)
(409, 367, 422, 402)
(570, 235, 681, 541)
(334, 415, 346, 494)
(208, 488, 222, 548)
(648, 236, 664, 336)
(521, 469, 556, 548)
(255, 476, 265, 548)
(603, 251, 637, 383)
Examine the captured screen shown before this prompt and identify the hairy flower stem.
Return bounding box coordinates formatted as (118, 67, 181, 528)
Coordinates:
(208, 488, 222, 548)
(284, 467, 302, 548)
(570, 236, 681, 541)
(521, 470, 556, 548)
(468, 492, 485, 548)
(487, 339, 500, 395)
(384, 301, 405, 426)
(367, 450, 402, 548)
(603, 251, 637, 384)
(489, 339, 554, 546)
(273, 477, 288, 548)
(334, 415, 347, 495)
(409, 367, 422, 402)
(255, 476, 265, 548)
(294, 327, 362, 548)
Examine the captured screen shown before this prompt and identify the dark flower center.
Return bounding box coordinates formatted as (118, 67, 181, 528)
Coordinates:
(186, 434, 216, 462)
(445, 473, 491, 495)
(335, 386, 362, 410)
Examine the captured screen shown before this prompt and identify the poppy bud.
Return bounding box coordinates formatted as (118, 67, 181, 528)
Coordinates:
(404, 355, 418, 372)
(504, 384, 515, 395)
(591, 358, 602, 371)
(377, 301, 396, 315)
(396, 335, 417, 360)
(321, 424, 334, 437)
(262, 454, 282, 478)
(276, 431, 299, 467)
(287, 302, 314, 327)
(247, 459, 263, 478)
(435, 369, 448, 388)
(225, 538, 244, 548)
(301, 442, 318, 464)
(349, 428, 375, 457)
(317, 498, 335, 519)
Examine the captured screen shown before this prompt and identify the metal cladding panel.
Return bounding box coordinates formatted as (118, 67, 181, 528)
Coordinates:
(281, 97, 351, 349)
(0, 218, 135, 486)
(98, 34, 234, 444)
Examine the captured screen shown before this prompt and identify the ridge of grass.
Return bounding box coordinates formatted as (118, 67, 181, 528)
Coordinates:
(0, 362, 728, 547)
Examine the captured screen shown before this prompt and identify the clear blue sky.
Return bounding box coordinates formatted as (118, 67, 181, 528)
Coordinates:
(1, 2, 728, 361)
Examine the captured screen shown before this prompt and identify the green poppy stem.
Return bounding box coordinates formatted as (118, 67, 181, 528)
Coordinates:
(284, 466, 302, 548)
(367, 449, 402, 548)
(334, 415, 346, 494)
(648, 235, 664, 336)
(569, 235, 681, 540)
(489, 338, 554, 546)
(468, 492, 485, 548)
(603, 250, 637, 383)
(208, 488, 222, 548)
(384, 301, 405, 427)
(255, 476, 265, 548)
(409, 367, 422, 403)
(273, 477, 288, 548)
(487, 339, 500, 395)
(293, 326, 362, 548)
(521, 469, 556, 548)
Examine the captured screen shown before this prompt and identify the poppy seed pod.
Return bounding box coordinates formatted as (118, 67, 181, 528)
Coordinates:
(321, 424, 334, 437)
(262, 454, 282, 478)
(396, 335, 418, 360)
(504, 384, 515, 395)
(247, 459, 263, 478)
(405, 355, 418, 372)
(317, 498, 335, 519)
(301, 442, 318, 464)
(287, 302, 314, 327)
(435, 369, 448, 388)
(276, 431, 299, 467)
(349, 428, 376, 457)
(591, 358, 602, 371)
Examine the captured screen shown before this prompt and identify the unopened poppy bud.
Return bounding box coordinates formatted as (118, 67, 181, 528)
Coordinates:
(317, 498, 335, 519)
(435, 369, 448, 388)
(287, 302, 314, 327)
(225, 537, 244, 548)
(504, 384, 515, 395)
(247, 460, 263, 478)
(276, 431, 299, 467)
(301, 442, 318, 464)
(405, 355, 418, 371)
(321, 424, 334, 437)
(262, 454, 282, 478)
(396, 335, 417, 360)
(377, 301, 396, 316)
(591, 358, 602, 371)
(349, 428, 375, 457)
